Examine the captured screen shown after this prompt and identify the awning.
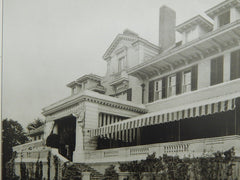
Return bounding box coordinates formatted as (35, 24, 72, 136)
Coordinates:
(90, 96, 238, 137)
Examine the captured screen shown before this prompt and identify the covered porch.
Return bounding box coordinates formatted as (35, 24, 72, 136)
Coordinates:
(90, 94, 240, 154)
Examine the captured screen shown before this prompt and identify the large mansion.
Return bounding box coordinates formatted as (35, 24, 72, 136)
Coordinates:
(13, 0, 240, 179)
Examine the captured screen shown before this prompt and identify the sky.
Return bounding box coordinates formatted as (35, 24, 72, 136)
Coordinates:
(2, 0, 223, 128)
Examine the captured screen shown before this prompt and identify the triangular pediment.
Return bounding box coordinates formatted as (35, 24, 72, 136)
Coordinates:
(103, 29, 139, 60)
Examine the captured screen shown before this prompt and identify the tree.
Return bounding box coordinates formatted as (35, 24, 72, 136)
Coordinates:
(2, 119, 28, 179)
(27, 118, 45, 131)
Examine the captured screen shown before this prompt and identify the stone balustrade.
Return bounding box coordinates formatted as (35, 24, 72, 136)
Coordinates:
(83, 135, 240, 163)
(13, 140, 45, 152)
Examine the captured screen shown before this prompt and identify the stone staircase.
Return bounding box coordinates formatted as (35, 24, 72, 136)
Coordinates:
(63, 163, 104, 180)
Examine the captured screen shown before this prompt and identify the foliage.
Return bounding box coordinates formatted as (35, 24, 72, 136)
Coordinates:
(62, 163, 82, 180)
(46, 134, 60, 148)
(53, 155, 59, 180)
(119, 148, 237, 180)
(3, 119, 28, 179)
(27, 118, 45, 131)
(20, 162, 27, 180)
(47, 151, 51, 180)
(104, 165, 118, 180)
(5, 152, 20, 180)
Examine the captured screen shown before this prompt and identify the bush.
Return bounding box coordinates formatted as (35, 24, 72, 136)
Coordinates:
(104, 165, 118, 180)
(119, 148, 237, 180)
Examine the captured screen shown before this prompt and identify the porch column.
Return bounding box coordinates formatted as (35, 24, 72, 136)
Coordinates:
(73, 111, 85, 162)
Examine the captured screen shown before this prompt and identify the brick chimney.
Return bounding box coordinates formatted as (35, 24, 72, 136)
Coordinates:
(159, 6, 176, 50)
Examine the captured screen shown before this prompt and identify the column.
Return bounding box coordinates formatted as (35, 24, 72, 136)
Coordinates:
(73, 115, 85, 162)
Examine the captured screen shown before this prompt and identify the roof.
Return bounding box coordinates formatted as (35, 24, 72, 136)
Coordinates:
(103, 29, 159, 60)
(205, 0, 240, 19)
(66, 74, 102, 88)
(176, 15, 213, 33)
(28, 125, 44, 136)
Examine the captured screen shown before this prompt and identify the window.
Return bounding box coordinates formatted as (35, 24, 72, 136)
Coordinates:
(182, 70, 191, 93)
(127, 88, 132, 101)
(168, 75, 176, 97)
(211, 56, 223, 85)
(154, 80, 162, 100)
(72, 86, 77, 94)
(230, 49, 240, 80)
(118, 57, 125, 72)
(218, 11, 230, 27)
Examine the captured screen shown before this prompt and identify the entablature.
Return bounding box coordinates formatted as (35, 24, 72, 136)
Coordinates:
(42, 90, 147, 117)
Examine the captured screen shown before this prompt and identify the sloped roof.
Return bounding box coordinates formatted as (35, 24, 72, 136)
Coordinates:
(103, 29, 159, 60)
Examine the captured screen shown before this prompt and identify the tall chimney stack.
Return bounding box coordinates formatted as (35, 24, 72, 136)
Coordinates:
(159, 6, 176, 50)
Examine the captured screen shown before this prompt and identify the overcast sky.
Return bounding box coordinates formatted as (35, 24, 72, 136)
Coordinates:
(3, 0, 223, 128)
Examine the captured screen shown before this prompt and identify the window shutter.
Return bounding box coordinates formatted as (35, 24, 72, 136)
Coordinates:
(148, 81, 154, 103)
(176, 72, 182, 95)
(231, 50, 240, 80)
(211, 56, 223, 85)
(162, 77, 167, 99)
(191, 65, 198, 91)
(127, 88, 132, 101)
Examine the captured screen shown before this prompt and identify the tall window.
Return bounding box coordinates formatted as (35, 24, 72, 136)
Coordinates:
(218, 11, 230, 27)
(168, 75, 176, 97)
(154, 80, 162, 100)
(182, 70, 191, 93)
(230, 49, 240, 80)
(211, 56, 223, 86)
(118, 57, 124, 72)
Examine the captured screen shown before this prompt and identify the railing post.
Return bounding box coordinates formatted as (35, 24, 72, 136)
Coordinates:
(82, 172, 91, 180)
(118, 172, 131, 180)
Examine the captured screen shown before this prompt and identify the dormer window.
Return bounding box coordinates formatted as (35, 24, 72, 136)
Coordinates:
(186, 27, 197, 42)
(72, 86, 77, 94)
(176, 15, 213, 44)
(218, 11, 230, 27)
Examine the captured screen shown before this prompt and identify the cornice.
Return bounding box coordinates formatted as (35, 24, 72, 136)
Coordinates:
(176, 15, 213, 33)
(42, 90, 147, 116)
(128, 20, 240, 76)
(76, 74, 102, 83)
(205, 0, 240, 19)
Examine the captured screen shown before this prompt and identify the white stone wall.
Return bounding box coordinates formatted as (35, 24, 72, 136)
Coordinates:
(84, 135, 240, 163)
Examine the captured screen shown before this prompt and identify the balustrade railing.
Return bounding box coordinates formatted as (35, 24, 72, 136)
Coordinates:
(85, 135, 240, 163)
(13, 140, 45, 152)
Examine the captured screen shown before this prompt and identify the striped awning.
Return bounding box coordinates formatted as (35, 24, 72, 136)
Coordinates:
(90, 97, 237, 137)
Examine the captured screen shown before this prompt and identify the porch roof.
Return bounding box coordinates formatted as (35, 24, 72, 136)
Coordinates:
(90, 93, 239, 137)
